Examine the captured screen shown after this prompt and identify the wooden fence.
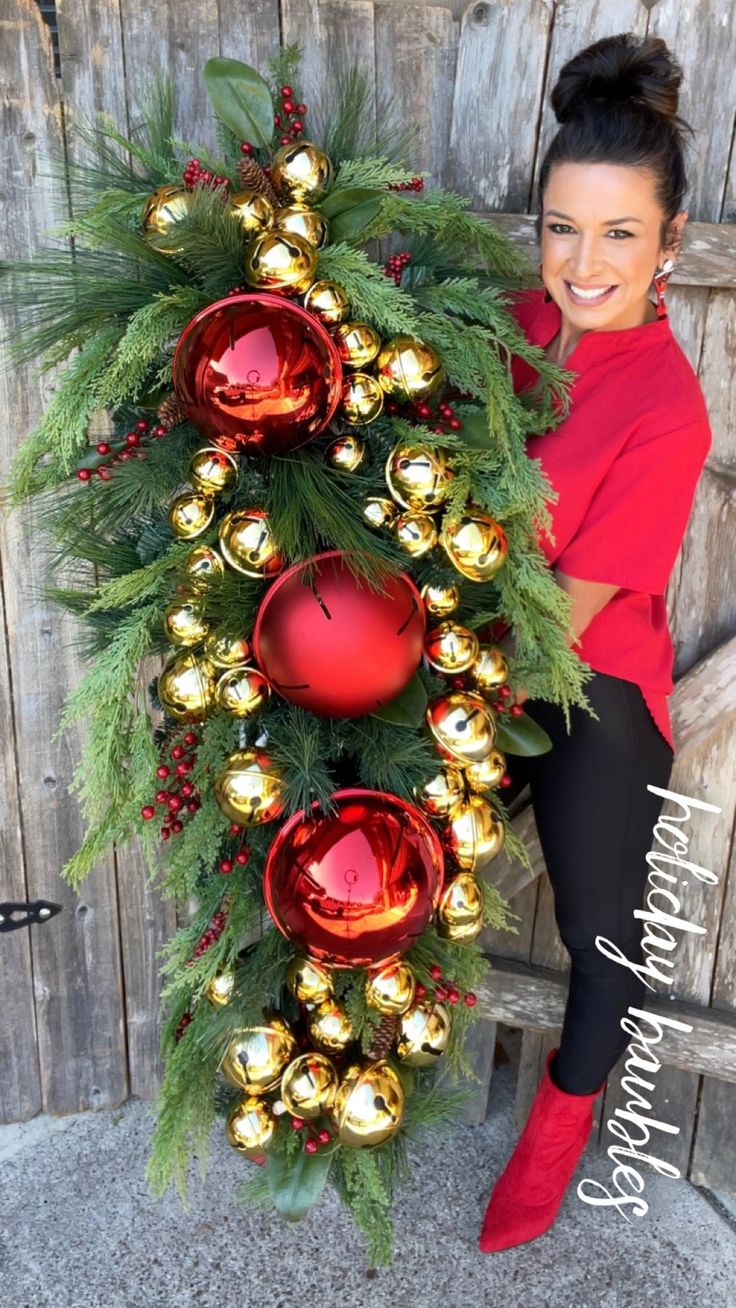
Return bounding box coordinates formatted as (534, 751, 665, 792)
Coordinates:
(1, 0, 735, 1192)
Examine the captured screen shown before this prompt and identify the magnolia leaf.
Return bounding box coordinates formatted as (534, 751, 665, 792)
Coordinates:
(371, 674, 428, 728)
(328, 195, 386, 242)
(203, 58, 274, 149)
(265, 1136, 333, 1221)
(319, 186, 385, 218)
(494, 710, 553, 756)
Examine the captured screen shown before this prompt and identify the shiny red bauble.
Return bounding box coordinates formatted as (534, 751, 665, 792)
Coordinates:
(252, 550, 426, 718)
(172, 293, 343, 455)
(263, 789, 445, 968)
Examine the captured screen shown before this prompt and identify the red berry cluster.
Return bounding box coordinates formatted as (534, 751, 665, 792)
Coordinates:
(219, 826, 252, 876)
(386, 177, 424, 193)
(76, 419, 167, 483)
(182, 158, 230, 191)
(384, 249, 412, 286)
(289, 1115, 333, 1154)
(240, 85, 308, 157)
(421, 963, 477, 1008)
(140, 730, 201, 839)
(175, 1011, 192, 1042)
(190, 907, 228, 961)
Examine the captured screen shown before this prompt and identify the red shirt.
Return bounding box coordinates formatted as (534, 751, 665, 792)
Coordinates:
(506, 288, 712, 752)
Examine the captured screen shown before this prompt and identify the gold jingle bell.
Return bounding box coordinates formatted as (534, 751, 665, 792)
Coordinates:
(441, 511, 508, 582)
(141, 184, 192, 253)
(280, 1053, 340, 1120)
(221, 1013, 297, 1094)
(414, 765, 466, 819)
(169, 490, 215, 539)
(270, 140, 333, 202)
(286, 955, 335, 1006)
(365, 961, 416, 1015)
(273, 201, 329, 249)
(158, 652, 217, 721)
(226, 1097, 276, 1157)
(395, 511, 438, 558)
(444, 794, 505, 871)
(228, 189, 275, 234)
(363, 497, 397, 530)
(325, 433, 365, 472)
(219, 508, 284, 578)
(216, 666, 271, 717)
(424, 620, 480, 674)
(420, 582, 461, 618)
(330, 1059, 405, 1147)
(303, 279, 350, 326)
(205, 969, 236, 1008)
(243, 229, 318, 296)
(332, 322, 382, 370)
(469, 646, 510, 692)
(385, 443, 453, 511)
(184, 544, 225, 586)
(375, 335, 445, 403)
(395, 999, 451, 1066)
(188, 446, 238, 496)
(307, 997, 355, 1053)
(203, 627, 252, 669)
(465, 748, 506, 792)
(436, 871, 484, 942)
(340, 373, 385, 425)
(426, 691, 497, 764)
(213, 748, 286, 825)
(162, 593, 210, 648)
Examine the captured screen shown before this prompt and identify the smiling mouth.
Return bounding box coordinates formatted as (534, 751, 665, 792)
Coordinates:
(564, 281, 617, 302)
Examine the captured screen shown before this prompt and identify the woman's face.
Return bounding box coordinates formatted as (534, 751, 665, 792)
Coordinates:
(540, 161, 685, 332)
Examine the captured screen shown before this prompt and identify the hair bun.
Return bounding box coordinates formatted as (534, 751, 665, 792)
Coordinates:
(551, 32, 683, 127)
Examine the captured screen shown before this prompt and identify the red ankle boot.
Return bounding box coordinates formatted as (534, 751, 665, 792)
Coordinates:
(479, 1047, 606, 1253)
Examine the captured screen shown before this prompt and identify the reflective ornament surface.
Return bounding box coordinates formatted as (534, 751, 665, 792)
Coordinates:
(173, 293, 342, 454)
(273, 201, 328, 249)
(307, 997, 355, 1052)
(420, 582, 461, 618)
(203, 628, 252, 669)
(263, 789, 445, 968)
(205, 970, 236, 1008)
(219, 508, 284, 578)
(331, 1059, 405, 1147)
(385, 444, 453, 511)
(469, 646, 510, 691)
(426, 691, 497, 764)
(253, 551, 425, 718)
(395, 511, 438, 558)
(213, 748, 285, 825)
(216, 666, 271, 717)
(441, 511, 508, 581)
(375, 335, 444, 402)
(169, 490, 215, 539)
(184, 544, 225, 586)
(395, 999, 451, 1066)
(280, 1052, 340, 1119)
(158, 652, 217, 721)
(225, 1097, 276, 1157)
(221, 1014, 296, 1094)
(333, 322, 382, 370)
(270, 140, 333, 201)
(414, 765, 466, 819)
(436, 871, 484, 942)
(464, 748, 506, 793)
(141, 184, 192, 253)
(228, 189, 275, 234)
(302, 279, 351, 326)
(444, 794, 505, 870)
(188, 446, 238, 495)
(424, 621, 480, 674)
(340, 373, 385, 424)
(363, 497, 397, 530)
(365, 960, 416, 1015)
(286, 955, 335, 1006)
(162, 594, 210, 648)
(243, 229, 318, 295)
(325, 433, 365, 472)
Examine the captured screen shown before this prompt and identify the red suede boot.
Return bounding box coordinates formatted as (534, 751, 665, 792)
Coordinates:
(478, 1047, 606, 1253)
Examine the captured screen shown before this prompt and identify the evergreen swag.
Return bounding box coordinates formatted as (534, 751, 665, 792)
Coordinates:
(2, 45, 597, 1267)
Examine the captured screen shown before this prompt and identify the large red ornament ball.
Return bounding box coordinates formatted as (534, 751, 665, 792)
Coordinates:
(263, 789, 445, 968)
(253, 550, 426, 718)
(172, 292, 343, 455)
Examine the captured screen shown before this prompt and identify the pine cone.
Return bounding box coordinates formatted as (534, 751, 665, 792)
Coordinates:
(236, 157, 281, 210)
(367, 1012, 400, 1061)
(156, 392, 188, 431)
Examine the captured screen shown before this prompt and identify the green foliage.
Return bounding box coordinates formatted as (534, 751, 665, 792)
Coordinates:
(203, 58, 275, 148)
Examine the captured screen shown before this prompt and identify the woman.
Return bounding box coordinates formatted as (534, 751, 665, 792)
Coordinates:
(478, 32, 712, 1253)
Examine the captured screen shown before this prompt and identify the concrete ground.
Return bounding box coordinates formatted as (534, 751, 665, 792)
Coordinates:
(2, 1036, 735, 1308)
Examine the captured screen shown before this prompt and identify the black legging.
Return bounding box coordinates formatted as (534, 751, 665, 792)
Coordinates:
(499, 670, 675, 1095)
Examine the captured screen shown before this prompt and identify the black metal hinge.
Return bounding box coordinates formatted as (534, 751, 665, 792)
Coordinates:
(0, 901, 62, 932)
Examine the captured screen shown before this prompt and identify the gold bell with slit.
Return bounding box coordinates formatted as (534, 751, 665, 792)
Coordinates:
(365, 960, 416, 1015)
(469, 646, 510, 692)
(270, 140, 333, 202)
(273, 201, 329, 249)
(203, 627, 252, 669)
(169, 490, 215, 539)
(307, 997, 355, 1053)
(443, 794, 505, 870)
(157, 652, 217, 721)
(215, 666, 271, 717)
(414, 765, 466, 819)
(375, 335, 445, 403)
(188, 446, 238, 496)
(325, 433, 366, 472)
(302, 279, 351, 326)
(332, 321, 382, 369)
(436, 871, 484, 942)
(225, 1097, 276, 1157)
(441, 510, 508, 582)
(464, 748, 506, 793)
(184, 544, 225, 586)
(330, 1059, 405, 1147)
(205, 969, 236, 1008)
(228, 190, 275, 234)
(395, 511, 438, 558)
(426, 691, 497, 764)
(424, 621, 480, 674)
(385, 443, 453, 511)
(286, 955, 335, 1006)
(420, 582, 461, 617)
(162, 593, 210, 648)
(219, 508, 284, 578)
(243, 229, 318, 295)
(141, 184, 192, 253)
(340, 373, 385, 425)
(213, 749, 286, 825)
(280, 1053, 340, 1119)
(363, 497, 397, 530)
(220, 1014, 297, 1094)
(395, 999, 451, 1066)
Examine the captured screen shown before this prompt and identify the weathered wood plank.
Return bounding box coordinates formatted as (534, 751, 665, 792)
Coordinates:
(436, 1015, 497, 1125)
(597, 1061, 700, 1180)
(0, 0, 128, 1115)
(281, 0, 377, 137)
(217, 0, 282, 68)
(118, 0, 220, 148)
(689, 1075, 736, 1193)
(478, 955, 736, 1083)
(374, 3, 458, 189)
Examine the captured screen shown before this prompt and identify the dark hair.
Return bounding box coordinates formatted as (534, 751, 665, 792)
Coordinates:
(537, 33, 694, 251)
